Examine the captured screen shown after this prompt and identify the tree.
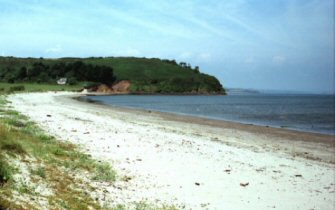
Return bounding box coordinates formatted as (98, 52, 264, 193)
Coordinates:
(37, 72, 49, 83)
(179, 62, 186, 68)
(12, 67, 27, 80)
(50, 62, 66, 78)
(194, 66, 200, 73)
(95, 66, 115, 84)
(28, 62, 48, 79)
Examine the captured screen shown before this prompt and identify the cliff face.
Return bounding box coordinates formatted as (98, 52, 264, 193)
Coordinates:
(90, 80, 130, 94)
(111, 80, 130, 93)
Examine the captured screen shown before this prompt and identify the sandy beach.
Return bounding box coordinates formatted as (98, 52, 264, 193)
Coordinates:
(8, 92, 335, 210)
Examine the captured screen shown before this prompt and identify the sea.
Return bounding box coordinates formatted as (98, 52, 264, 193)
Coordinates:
(82, 94, 335, 135)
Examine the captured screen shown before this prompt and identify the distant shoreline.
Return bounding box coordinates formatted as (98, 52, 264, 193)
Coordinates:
(84, 91, 226, 96)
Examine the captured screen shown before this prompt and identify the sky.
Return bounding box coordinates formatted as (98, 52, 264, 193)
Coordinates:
(0, 0, 334, 94)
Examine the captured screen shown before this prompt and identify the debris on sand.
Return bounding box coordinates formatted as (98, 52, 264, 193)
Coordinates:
(240, 182, 249, 187)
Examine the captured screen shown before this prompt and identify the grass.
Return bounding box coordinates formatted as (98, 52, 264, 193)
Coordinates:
(0, 82, 83, 94)
(30, 167, 46, 178)
(0, 159, 11, 185)
(1, 141, 26, 156)
(0, 96, 115, 209)
(92, 162, 116, 182)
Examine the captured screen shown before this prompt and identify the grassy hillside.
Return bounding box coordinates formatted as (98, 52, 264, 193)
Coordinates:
(0, 56, 226, 94)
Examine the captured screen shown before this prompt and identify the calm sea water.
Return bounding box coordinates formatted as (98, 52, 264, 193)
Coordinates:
(83, 94, 335, 135)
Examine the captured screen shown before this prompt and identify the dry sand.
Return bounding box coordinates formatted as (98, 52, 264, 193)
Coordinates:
(8, 92, 335, 210)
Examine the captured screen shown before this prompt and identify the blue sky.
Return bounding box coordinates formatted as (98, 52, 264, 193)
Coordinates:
(0, 0, 334, 93)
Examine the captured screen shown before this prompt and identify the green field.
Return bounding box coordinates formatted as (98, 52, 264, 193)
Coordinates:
(0, 82, 83, 94)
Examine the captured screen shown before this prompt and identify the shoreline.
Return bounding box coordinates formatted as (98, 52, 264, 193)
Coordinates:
(8, 92, 335, 209)
(73, 94, 335, 164)
(76, 94, 335, 143)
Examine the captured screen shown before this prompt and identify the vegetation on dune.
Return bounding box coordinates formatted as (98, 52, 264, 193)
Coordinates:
(0, 97, 114, 209)
(0, 56, 226, 94)
(0, 96, 180, 209)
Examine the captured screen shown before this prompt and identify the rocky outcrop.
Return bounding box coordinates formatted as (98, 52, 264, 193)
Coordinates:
(91, 80, 130, 94)
(111, 80, 130, 93)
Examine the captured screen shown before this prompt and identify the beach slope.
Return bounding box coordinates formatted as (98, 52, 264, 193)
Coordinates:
(8, 92, 335, 210)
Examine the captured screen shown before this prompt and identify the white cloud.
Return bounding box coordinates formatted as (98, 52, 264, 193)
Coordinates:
(45, 45, 62, 54)
(179, 52, 193, 60)
(272, 55, 286, 64)
(123, 48, 141, 56)
(197, 53, 211, 62)
(179, 52, 211, 62)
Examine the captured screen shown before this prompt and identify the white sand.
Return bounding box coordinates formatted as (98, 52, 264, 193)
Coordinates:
(8, 92, 335, 210)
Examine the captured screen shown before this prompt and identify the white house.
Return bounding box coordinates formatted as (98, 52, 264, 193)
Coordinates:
(57, 78, 67, 85)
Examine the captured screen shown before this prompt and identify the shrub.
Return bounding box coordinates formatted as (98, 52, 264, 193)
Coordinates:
(31, 167, 46, 178)
(1, 142, 26, 155)
(67, 77, 78, 85)
(7, 78, 14, 84)
(8, 85, 25, 92)
(92, 163, 116, 182)
(83, 82, 100, 89)
(0, 159, 11, 184)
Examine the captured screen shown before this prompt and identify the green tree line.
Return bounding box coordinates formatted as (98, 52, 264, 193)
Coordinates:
(0, 61, 115, 85)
